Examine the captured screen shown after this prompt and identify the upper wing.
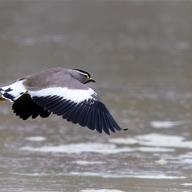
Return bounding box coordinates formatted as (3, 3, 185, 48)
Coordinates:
(28, 86, 121, 135)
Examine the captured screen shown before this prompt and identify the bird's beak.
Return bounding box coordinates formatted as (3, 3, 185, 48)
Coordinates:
(85, 78, 96, 84)
(89, 78, 96, 83)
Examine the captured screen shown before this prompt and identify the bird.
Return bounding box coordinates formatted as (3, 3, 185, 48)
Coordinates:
(0, 68, 123, 135)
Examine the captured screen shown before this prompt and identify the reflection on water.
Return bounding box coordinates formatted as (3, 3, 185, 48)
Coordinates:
(0, 1, 192, 192)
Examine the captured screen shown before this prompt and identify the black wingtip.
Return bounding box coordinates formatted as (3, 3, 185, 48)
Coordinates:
(86, 100, 122, 135)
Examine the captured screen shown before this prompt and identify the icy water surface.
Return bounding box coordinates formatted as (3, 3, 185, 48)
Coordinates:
(0, 1, 192, 192)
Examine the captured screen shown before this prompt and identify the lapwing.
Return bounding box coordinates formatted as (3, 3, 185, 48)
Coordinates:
(0, 68, 123, 135)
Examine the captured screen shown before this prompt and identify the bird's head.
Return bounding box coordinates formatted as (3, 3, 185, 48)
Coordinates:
(72, 69, 96, 84)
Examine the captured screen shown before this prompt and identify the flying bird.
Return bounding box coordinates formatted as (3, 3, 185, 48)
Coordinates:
(0, 68, 123, 135)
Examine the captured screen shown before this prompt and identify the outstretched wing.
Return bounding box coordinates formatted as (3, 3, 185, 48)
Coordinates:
(28, 86, 121, 135)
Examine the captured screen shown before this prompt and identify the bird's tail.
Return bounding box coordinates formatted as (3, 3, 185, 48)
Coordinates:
(0, 80, 27, 102)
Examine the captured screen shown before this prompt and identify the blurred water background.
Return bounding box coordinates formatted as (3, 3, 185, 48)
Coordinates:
(0, 1, 192, 192)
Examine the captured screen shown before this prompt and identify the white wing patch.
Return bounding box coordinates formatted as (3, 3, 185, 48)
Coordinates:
(0, 80, 27, 102)
(29, 87, 97, 103)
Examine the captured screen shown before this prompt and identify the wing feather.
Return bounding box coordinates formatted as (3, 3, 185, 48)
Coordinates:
(28, 81, 121, 134)
(12, 94, 50, 120)
(32, 96, 121, 135)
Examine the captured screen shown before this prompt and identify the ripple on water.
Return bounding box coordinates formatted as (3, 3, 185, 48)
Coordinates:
(20, 142, 174, 154)
(177, 152, 192, 165)
(25, 136, 47, 142)
(150, 120, 186, 129)
(74, 160, 105, 165)
(110, 133, 192, 149)
(12, 171, 185, 180)
(181, 183, 192, 186)
(68, 171, 185, 180)
(80, 189, 125, 192)
(20, 143, 134, 154)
